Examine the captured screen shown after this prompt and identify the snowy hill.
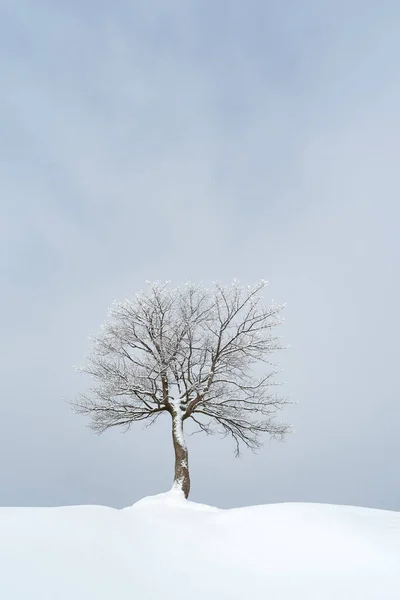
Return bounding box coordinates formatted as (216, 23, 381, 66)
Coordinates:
(1, 491, 399, 599)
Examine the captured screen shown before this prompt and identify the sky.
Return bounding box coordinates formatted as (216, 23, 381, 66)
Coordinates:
(1, 0, 399, 511)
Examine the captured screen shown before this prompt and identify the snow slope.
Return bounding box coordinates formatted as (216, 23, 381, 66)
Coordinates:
(1, 491, 399, 599)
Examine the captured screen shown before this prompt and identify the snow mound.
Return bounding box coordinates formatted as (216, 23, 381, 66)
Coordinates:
(1, 492, 399, 599)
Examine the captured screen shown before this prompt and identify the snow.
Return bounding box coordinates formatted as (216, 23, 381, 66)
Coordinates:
(172, 410, 186, 447)
(1, 492, 399, 599)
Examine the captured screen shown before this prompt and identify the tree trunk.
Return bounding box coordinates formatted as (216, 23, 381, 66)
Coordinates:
(171, 411, 190, 498)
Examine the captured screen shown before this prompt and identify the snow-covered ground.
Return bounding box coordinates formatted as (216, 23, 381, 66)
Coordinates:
(1, 490, 399, 599)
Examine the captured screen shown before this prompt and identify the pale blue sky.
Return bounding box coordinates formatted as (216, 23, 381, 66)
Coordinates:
(1, 1, 399, 510)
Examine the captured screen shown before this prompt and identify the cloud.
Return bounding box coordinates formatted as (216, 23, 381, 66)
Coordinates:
(1, 0, 399, 509)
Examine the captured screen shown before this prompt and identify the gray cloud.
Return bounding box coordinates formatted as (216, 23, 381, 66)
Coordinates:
(1, 1, 399, 511)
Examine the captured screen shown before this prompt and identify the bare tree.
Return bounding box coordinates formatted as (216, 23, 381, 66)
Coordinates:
(74, 280, 290, 498)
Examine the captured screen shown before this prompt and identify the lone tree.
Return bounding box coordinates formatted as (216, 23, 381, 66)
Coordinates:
(74, 280, 290, 498)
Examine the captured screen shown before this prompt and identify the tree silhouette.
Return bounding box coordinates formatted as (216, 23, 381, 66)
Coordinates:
(74, 280, 290, 498)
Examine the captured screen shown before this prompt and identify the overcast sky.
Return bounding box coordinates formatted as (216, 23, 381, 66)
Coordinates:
(1, 0, 399, 511)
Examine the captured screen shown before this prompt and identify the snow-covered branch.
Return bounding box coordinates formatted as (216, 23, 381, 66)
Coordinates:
(74, 280, 290, 495)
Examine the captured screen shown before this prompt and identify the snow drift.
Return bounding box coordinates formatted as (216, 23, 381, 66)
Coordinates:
(1, 491, 399, 599)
